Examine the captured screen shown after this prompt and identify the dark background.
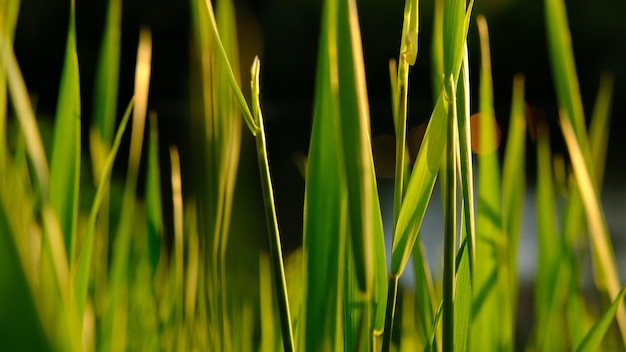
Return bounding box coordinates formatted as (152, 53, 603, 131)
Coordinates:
(11, 0, 626, 251)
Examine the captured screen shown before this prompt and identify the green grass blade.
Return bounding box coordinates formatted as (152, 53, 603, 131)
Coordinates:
(535, 121, 565, 351)
(303, 0, 347, 349)
(576, 288, 626, 352)
(588, 73, 614, 189)
(169, 145, 184, 348)
(49, 0, 81, 262)
(456, 45, 475, 278)
(501, 75, 526, 340)
(560, 115, 626, 342)
(471, 15, 503, 351)
(201, 0, 257, 135)
(251, 57, 294, 351)
(411, 240, 437, 347)
(91, 0, 122, 147)
(544, 0, 587, 147)
(424, 301, 444, 352)
(73, 99, 133, 323)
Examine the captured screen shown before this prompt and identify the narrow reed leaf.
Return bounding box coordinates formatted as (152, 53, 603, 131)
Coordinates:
(0, 0, 21, 170)
(251, 57, 294, 351)
(560, 115, 626, 342)
(106, 29, 151, 351)
(146, 113, 163, 272)
(201, 0, 257, 135)
(456, 45, 475, 275)
(50, 0, 81, 260)
(454, 236, 471, 352)
(576, 288, 626, 352)
(424, 301, 444, 352)
(0, 19, 49, 197)
(501, 75, 526, 335)
(535, 121, 564, 351)
(92, 0, 122, 147)
(169, 145, 184, 344)
(411, 240, 436, 346)
(472, 15, 503, 351)
(544, 0, 587, 145)
(588, 73, 614, 187)
(73, 99, 133, 322)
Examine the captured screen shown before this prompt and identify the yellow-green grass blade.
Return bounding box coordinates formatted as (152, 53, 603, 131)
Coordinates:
(146, 113, 163, 272)
(576, 287, 626, 352)
(391, 0, 472, 279)
(0, 14, 49, 199)
(303, 0, 347, 349)
(560, 115, 626, 342)
(169, 145, 185, 347)
(251, 57, 295, 351)
(73, 99, 133, 324)
(424, 300, 444, 352)
(471, 15, 503, 351)
(50, 0, 80, 262)
(104, 28, 151, 352)
(91, 0, 122, 148)
(0, 0, 21, 171)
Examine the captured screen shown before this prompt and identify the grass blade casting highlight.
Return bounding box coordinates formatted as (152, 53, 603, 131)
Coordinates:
(251, 57, 294, 351)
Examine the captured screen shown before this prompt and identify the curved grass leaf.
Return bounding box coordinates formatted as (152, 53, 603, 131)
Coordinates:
(576, 288, 626, 352)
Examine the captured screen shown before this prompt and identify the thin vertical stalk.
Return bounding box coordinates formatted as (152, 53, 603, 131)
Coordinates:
(443, 74, 457, 352)
(382, 275, 399, 351)
(251, 57, 294, 352)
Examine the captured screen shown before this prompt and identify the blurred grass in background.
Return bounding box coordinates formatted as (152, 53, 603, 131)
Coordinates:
(1, 0, 626, 351)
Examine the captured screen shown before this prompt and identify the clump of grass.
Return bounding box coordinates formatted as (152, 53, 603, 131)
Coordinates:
(0, 0, 624, 350)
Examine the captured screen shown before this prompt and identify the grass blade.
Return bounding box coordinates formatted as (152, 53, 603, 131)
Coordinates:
(303, 0, 347, 349)
(146, 113, 163, 272)
(251, 57, 294, 351)
(73, 99, 133, 324)
(576, 288, 626, 352)
(560, 114, 626, 343)
(471, 15, 503, 351)
(501, 75, 526, 342)
(0, 0, 21, 170)
(49, 0, 81, 261)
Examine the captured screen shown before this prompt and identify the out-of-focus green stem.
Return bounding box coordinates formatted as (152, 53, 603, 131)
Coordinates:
(251, 57, 294, 352)
(203, 0, 257, 135)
